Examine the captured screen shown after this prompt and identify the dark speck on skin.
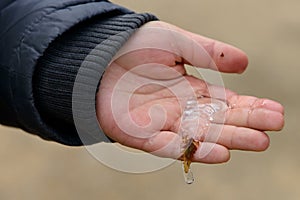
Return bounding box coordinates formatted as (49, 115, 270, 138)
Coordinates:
(220, 52, 224, 57)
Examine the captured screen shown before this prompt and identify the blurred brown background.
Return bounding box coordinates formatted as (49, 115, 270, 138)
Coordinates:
(0, 0, 299, 199)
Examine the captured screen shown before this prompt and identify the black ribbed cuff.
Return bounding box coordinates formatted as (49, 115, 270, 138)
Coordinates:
(33, 12, 158, 145)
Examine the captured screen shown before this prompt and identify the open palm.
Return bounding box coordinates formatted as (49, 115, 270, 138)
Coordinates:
(96, 21, 284, 164)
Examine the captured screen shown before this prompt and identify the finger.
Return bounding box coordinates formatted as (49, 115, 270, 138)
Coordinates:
(193, 142, 230, 164)
(142, 131, 230, 164)
(170, 113, 270, 152)
(203, 124, 270, 151)
(188, 85, 285, 131)
(167, 77, 284, 131)
(151, 22, 249, 73)
(224, 95, 285, 131)
(225, 108, 284, 131)
(187, 32, 249, 74)
(227, 94, 285, 114)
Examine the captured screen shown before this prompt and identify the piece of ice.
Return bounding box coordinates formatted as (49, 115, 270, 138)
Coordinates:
(179, 97, 228, 184)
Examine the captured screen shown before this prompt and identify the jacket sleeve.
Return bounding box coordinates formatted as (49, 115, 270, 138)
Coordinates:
(0, 0, 157, 145)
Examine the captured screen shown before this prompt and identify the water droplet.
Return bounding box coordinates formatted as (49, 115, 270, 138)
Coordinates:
(182, 164, 195, 184)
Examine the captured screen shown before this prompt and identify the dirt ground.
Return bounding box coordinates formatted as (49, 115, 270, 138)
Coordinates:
(1, 0, 299, 199)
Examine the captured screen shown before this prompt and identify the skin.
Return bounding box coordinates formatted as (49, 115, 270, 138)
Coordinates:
(96, 21, 284, 164)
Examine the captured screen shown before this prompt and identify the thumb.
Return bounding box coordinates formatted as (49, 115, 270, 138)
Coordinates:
(143, 21, 249, 73)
